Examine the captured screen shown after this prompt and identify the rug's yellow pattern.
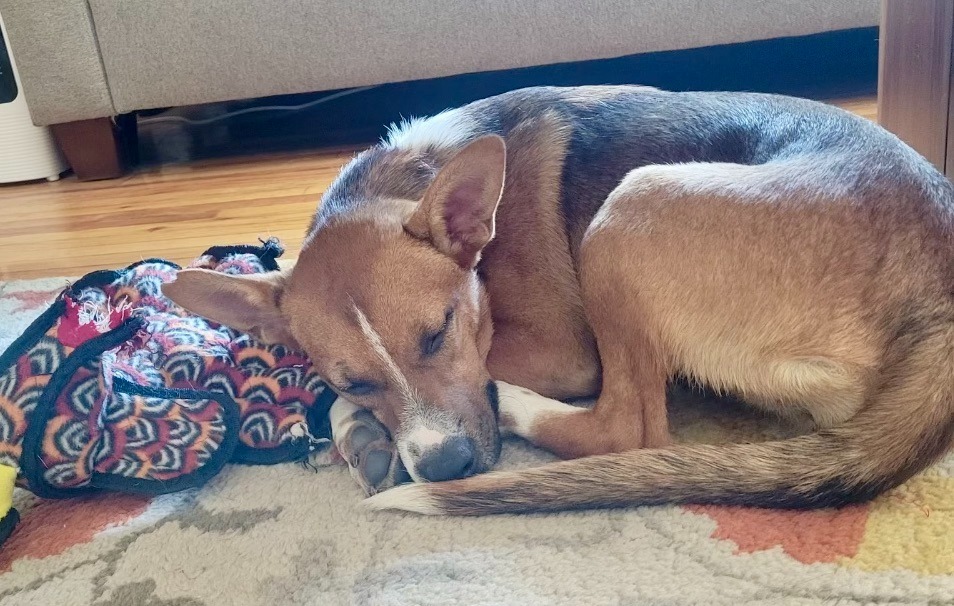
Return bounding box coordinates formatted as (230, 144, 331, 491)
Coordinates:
(845, 474, 954, 575)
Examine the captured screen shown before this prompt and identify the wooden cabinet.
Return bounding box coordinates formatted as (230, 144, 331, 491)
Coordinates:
(878, 0, 954, 176)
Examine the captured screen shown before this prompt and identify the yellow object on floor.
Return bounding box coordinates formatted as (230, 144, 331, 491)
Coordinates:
(0, 465, 14, 518)
(0, 463, 17, 548)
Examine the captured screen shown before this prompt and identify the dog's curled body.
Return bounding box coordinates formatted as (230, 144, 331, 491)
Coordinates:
(367, 86, 954, 514)
(167, 86, 954, 515)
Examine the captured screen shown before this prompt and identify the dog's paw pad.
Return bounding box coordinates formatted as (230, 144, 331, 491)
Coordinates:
(335, 411, 409, 496)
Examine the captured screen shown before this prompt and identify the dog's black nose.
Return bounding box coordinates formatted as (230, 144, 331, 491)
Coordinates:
(417, 437, 477, 482)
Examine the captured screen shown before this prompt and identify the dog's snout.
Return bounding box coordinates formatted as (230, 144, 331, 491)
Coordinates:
(416, 436, 477, 482)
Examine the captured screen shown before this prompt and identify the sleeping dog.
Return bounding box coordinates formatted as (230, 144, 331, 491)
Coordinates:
(166, 86, 954, 515)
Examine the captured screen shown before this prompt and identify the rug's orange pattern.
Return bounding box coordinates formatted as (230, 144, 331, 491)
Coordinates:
(686, 504, 870, 564)
(686, 472, 954, 575)
(5, 289, 63, 314)
(0, 493, 151, 572)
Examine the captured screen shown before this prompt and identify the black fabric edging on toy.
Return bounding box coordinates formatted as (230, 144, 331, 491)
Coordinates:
(309, 386, 337, 441)
(20, 317, 146, 499)
(70, 269, 124, 292)
(202, 238, 284, 271)
(125, 258, 182, 271)
(0, 508, 19, 546)
(230, 380, 338, 465)
(92, 379, 242, 495)
(0, 299, 65, 375)
(231, 438, 307, 465)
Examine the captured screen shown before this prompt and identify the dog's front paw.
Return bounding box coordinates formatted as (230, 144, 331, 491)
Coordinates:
(495, 381, 583, 440)
(331, 399, 409, 496)
(495, 381, 531, 437)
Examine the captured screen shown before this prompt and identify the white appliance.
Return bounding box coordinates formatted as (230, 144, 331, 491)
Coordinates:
(0, 11, 67, 183)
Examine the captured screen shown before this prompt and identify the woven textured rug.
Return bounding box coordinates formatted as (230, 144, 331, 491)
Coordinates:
(1, 275, 952, 606)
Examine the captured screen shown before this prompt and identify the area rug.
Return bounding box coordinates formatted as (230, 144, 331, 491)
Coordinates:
(1, 275, 952, 606)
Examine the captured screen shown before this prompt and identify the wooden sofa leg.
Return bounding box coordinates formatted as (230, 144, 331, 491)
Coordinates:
(50, 116, 138, 181)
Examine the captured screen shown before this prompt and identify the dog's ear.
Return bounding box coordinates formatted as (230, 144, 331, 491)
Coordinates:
(405, 135, 506, 268)
(162, 269, 300, 348)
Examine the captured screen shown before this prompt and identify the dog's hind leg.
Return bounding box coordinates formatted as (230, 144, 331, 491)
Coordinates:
(496, 212, 671, 459)
(497, 159, 883, 461)
(495, 319, 667, 461)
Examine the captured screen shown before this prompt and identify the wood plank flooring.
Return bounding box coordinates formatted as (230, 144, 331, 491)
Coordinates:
(0, 96, 876, 280)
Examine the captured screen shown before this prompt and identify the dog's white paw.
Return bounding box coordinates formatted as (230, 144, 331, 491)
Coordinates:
(495, 381, 580, 439)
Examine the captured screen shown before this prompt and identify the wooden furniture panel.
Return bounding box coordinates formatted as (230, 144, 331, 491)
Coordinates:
(949, 70, 954, 176)
(878, 0, 954, 174)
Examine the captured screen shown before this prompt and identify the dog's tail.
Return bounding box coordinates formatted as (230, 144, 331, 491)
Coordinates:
(366, 316, 954, 516)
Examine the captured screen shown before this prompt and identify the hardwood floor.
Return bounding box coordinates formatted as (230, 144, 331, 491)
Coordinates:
(0, 96, 876, 281)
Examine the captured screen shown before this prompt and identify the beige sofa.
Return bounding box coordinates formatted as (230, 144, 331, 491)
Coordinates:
(0, 0, 879, 176)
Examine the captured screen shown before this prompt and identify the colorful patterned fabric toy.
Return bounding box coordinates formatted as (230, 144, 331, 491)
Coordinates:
(0, 240, 338, 545)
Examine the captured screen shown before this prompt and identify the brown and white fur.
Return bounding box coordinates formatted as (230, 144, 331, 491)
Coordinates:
(165, 86, 954, 515)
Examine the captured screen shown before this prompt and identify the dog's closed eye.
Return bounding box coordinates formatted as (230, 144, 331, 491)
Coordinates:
(421, 308, 453, 357)
(341, 380, 377, 397)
